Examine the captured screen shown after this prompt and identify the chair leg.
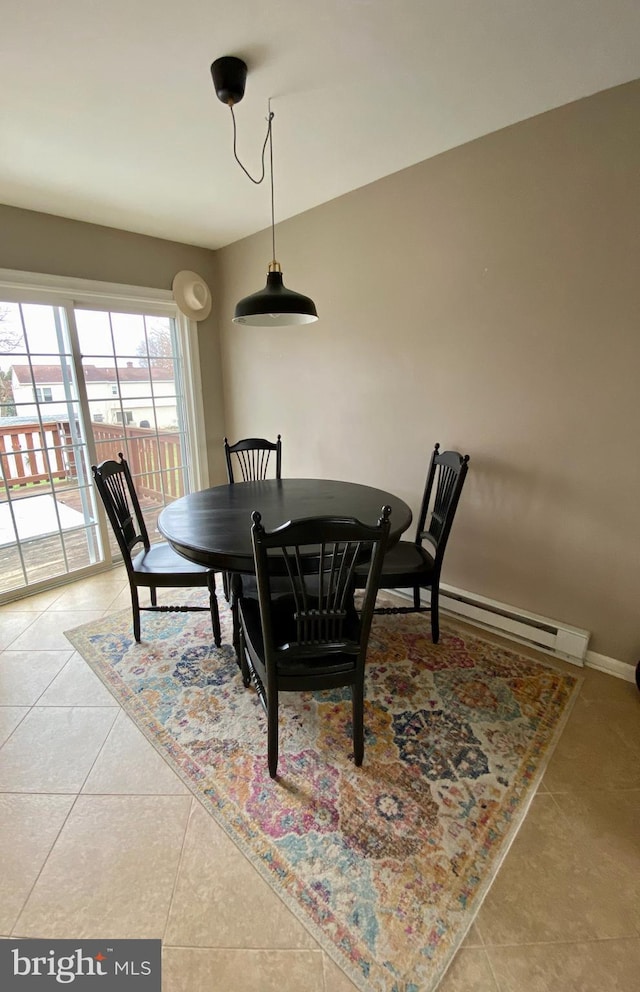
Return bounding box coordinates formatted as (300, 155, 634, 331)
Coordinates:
(131, 587, 141, 642)
(150, 586, 157, 607)
(413, 585, 421, 611)
(207, 573, 222, 647)
(431, 582, 440, 643)
(222, 570, 231, 602)
(267, 689, 279, 779)
(352, 682, 364, 766)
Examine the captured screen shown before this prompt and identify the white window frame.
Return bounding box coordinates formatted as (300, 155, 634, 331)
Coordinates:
(0, 267, 209, 490)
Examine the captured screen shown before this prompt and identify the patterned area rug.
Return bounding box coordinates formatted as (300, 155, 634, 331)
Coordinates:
(66, 600, 580, 992)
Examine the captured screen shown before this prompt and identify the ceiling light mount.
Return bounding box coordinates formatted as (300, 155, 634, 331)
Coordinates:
(211, 56, 247, 107)
(211, 54, 318, 327)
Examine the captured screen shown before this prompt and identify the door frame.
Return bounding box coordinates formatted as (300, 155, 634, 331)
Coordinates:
(0, 267, 210, 597)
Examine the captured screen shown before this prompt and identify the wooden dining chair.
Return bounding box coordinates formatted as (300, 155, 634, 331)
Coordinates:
(92, 453, 221, 645)
(355, 443, 470, 643)
(222, 434, 283, 639)
(238, 506, 391, 778)
(224, 435, 282, 483)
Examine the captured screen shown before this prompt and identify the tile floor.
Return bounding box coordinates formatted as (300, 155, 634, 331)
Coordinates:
(1, 567, 639, 991)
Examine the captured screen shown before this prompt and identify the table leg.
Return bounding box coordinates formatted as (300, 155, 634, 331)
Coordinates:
(229, 572, 243, 668)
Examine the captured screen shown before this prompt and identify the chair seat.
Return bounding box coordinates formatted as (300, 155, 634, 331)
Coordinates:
(239, 595, 360, 677)
(132, 542, 210, 579)
(356, 540, 436, 587)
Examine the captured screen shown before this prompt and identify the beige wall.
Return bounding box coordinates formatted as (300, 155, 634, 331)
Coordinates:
(217, 80, 640, 667)
(0, 205, 227, 480)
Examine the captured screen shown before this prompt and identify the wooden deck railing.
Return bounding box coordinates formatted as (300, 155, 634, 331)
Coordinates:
(0, 420, 70, 487)
(0, 420, 186, 501)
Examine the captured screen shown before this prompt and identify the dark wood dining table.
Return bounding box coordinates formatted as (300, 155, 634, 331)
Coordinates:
(157, 478, 413, 574)
(158, 478, 413, 659)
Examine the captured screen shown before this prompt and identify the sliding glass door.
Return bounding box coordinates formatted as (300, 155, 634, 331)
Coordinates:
(0, 286, 202, 600)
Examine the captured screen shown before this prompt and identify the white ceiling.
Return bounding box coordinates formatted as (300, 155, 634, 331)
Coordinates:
(2, 0, 639, 250)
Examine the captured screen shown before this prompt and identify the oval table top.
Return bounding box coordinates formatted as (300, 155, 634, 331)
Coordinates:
(158, 478, 413, 573)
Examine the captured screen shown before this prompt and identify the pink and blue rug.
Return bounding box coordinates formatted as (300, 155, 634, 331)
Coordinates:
(66, 600, 580, 992)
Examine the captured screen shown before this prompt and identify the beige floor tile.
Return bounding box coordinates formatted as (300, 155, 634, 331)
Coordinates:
(38, 653, 119, 707)
(437, 948, 498, 992)
(14, 795, 191, 939)
(0, 650, 73, 705)
(0, 614, 39, 651)
(0, 794, 75, 933)
(579, 665, 637, 703)
(82, 710, 188, 795)
(550, 788, 640, 932)
(0, 588, 64, 613)
(0, 707, 29, 746)
(0, 706, 118, 792)
(475, 794, 638, 944)
(543, 692, 640, 793)
(162, 947, 325, 992)
(461, 921, 484, 947)
(165, 801, 317, 949)
(48, 576, 129, 612)
(105, 591, 133, 613)
(488, 937, 640, 992)
(8, 612, 106, 652)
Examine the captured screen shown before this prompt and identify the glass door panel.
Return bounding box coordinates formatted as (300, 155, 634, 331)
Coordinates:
(76, 309, 192, 547)
(0, 301, 100, 597)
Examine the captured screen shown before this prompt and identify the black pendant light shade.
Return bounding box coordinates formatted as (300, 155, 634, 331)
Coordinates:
(233, 269, 318, 326)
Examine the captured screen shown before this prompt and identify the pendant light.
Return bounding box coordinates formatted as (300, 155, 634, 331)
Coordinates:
(211, 56, 318, 327)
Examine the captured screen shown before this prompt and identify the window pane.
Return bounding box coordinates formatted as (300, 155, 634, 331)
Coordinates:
(0, 302, 28, 356)
(22, 305, 72, 355)
(62, 523, 102, 573)
(75, 310, 114, 357)
(22, 533, 66, 584)
(0, 544, 26, 596)
(111, 313, 147, 358)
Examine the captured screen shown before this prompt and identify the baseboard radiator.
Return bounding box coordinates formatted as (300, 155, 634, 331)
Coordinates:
(386, 583, 590, 667)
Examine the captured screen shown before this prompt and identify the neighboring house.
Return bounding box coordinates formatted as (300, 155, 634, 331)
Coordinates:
(9, 363, 178, 429)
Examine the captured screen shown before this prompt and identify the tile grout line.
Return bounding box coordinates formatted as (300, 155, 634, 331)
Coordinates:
(8, 698, 122, 937)
(9, 789, 84, 937)
(482, 945, 505, 992)
(161, 796, 198, 948)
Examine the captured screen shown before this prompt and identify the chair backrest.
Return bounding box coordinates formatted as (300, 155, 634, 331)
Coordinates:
(92, 453, 149, 570)
(415, 443, 470, 565)
(251, 506, 391, 667)
(224, 435, 282, 483)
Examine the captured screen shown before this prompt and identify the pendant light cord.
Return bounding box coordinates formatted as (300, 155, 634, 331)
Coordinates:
(268, 102, 276, 263)
(229, 104, 277, 264)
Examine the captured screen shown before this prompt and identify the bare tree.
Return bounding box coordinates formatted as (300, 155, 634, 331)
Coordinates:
(135, 320, 174, 371)
(0, 304, 20, 415)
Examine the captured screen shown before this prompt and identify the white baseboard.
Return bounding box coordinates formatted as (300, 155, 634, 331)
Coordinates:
(585, 651, 636, 684)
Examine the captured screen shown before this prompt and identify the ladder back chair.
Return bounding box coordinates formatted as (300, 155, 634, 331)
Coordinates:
(224, 435, 282, 483)
(92, 453, 221, 645)
(355, 443, 470, 643)
(222, 434, 283, 631)
(238, 505, 392, 778)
